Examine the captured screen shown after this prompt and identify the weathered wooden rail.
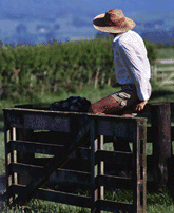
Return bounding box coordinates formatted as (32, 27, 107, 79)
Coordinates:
(3, 106, 147, 213)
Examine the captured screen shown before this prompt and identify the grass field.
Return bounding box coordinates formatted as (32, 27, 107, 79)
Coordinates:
(157, 48, 174, 59)
(0, 47, 174, 212)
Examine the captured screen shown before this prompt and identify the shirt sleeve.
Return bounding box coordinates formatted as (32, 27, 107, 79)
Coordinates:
(119, 42, 151, 101)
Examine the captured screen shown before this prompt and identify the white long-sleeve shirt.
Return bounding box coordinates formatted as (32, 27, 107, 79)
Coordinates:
(111, 30, 151, 101)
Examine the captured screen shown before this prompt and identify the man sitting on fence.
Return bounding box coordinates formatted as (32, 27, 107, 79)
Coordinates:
(89, 9, 151, 116)
(89, 9, 152, 177)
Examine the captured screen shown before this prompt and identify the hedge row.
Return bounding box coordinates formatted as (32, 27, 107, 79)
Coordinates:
(0, 37, 157, 102)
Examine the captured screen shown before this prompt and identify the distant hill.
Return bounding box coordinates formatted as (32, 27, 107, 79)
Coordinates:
(0, 1, 173, 46)
(141, 29, 174, 46)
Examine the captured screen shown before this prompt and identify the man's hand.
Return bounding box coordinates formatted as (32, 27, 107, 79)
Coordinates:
(135, 100, 148, 112)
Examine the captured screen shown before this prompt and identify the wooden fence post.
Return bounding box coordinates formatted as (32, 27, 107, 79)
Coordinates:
(150, 103, 172, 188)
(96, 135, 104, 213)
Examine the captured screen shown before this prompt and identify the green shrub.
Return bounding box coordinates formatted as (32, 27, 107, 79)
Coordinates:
(0, 38, 158, 102)
(143, 40, 158, 65)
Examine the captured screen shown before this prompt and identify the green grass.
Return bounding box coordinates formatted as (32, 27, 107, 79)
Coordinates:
(0, 86, 174, 213)
(157, 48, 174, 59)
(1, 48, 174, 212)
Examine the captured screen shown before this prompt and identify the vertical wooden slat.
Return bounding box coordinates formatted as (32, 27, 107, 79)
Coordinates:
(90, 120, 97, 213)
(97, 135, 104, 213)
(11, 127, 17, 201)
(4, 126, 11, 206)
(8, 128, 13, 205)
(133, 120, 141, 213)
(133, 119, 147, 213)
(17, 128, 25, 186)
(141, 120, 147, 213)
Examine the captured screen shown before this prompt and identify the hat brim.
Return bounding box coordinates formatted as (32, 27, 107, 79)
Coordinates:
(93, 13, 136, 33)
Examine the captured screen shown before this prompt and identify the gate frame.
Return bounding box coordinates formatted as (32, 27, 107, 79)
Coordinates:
(3, 107, 147, 213)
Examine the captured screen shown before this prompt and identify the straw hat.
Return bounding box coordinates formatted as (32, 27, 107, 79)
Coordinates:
(93, 9, 136, 33)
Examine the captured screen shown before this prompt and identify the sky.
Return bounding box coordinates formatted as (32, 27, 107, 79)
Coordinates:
(0, 0, 173, 45)
(1, 0, 173, 19)
(91, 0, 173, 15)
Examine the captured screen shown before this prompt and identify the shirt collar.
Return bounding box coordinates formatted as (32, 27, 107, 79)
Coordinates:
(111, 30, 130, 50)
(113, 32, 124, 42)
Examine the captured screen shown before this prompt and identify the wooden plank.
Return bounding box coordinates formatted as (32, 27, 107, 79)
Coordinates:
(96, 174, 132, 190)
(11, 185, 91, 209)
(96, 150, 133, 167)
(7, 139, 140, 167)
(34, 158, 91, 172)
(23, 113, 71, 132)
(97, 120, 137, 140)
(97, 199, 133, 213)
(8, 140, 64, 155)
(5, 104, 174, 121)
(102, 126, 156, 143)
(8, 163, 91, 186)
(23, 154, 154, 174)
(8, 125, 174, 153)
(10, 116, 92, 207)
(7, 141, 155, 172)
(4, 109, 90, 132)
(8, 140, 156, 174)
(8, 140, 91, 161)
(3, 108, 146, 125)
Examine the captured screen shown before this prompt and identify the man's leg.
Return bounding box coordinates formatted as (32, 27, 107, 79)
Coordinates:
(88, 93, 134, 155)
(88, 93, 138, 177)
(88, 94, 124, 114)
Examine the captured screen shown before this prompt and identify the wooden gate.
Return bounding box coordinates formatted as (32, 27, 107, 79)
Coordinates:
(3, 106, 147, 213)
